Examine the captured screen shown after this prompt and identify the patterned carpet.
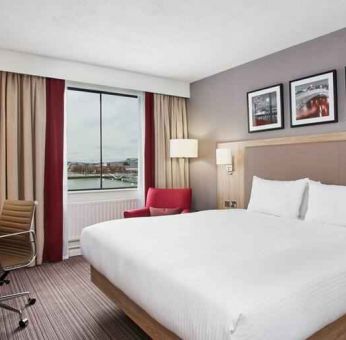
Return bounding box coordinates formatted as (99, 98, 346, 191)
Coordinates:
(0, 256, 149, 339)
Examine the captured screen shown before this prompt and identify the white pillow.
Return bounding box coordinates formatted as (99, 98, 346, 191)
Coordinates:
(305, 181, 346, 226)
(299, 179, 321, 219)
(247, 176, 308, 219)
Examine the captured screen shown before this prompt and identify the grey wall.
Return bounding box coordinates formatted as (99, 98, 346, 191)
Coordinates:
(188, 28, 346, 211)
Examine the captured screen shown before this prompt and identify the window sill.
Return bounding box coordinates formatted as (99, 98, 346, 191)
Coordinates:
(68, 188, 138, 195)
(67, 187, 143, 204)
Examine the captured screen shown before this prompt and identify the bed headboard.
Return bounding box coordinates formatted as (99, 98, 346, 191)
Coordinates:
(216, 132, 346, 209)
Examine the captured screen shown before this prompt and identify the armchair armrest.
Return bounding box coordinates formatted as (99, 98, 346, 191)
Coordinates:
(181, 209, 190, 214)
(123, 208, 150, 218)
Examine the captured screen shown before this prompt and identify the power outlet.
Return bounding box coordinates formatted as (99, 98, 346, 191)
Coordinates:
(225, 200, 237, 209)
(224, 200, 231, 208)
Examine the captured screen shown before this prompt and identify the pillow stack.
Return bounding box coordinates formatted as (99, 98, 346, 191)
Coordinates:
(247, 176, 346, 227)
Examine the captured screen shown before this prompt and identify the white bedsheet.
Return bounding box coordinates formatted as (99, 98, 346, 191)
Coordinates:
(81, 209, 346, 340)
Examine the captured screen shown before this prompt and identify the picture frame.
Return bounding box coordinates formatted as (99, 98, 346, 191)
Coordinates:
(247, 84, 284, 133)
(289, 70, 337, 127)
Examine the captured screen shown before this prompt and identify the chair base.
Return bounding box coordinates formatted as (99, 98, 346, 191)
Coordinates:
(0, 291, 36, 328)
(0, 271, 10, 286)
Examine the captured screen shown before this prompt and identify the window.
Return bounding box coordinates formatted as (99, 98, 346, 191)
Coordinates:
(67, 87, 140, 191)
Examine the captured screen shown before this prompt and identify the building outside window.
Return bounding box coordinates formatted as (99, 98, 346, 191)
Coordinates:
(66, 87, 140, 191)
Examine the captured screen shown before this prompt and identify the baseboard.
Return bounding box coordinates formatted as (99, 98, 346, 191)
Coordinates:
(68, 239, 81, 257)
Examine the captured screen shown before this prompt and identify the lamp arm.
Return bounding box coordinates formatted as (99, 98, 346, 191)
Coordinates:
(226, 164, 234, 175)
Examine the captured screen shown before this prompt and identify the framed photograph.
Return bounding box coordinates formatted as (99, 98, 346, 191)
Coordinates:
(247, 84, 284, 133)
(290, 70, 337, 127)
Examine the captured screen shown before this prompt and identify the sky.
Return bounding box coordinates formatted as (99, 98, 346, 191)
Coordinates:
(67, 90, 139, 163)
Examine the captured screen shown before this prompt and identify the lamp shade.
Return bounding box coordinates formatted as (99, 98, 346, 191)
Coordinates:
(216, 148, 232, 165)
(170, 139, 198, 158)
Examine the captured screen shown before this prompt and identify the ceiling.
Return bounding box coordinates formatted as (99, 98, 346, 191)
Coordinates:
(0, 0, 345, 82)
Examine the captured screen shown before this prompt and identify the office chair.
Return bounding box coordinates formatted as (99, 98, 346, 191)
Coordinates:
(0, 200, 37, 328)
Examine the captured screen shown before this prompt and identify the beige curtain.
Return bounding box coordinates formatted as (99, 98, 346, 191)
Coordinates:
(0, 72, 46, 265)
(154, 94, 189, 188)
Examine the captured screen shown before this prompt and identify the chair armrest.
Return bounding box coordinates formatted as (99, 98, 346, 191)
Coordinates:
(0, 229, 35, 238)
(181, 209, 190, 214)
(123, 208, 150, 218)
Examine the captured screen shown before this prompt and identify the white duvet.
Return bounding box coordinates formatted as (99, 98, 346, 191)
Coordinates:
(81, 209, 346, 340)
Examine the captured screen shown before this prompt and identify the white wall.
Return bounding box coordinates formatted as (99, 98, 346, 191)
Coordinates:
(0, 49, 190, 97)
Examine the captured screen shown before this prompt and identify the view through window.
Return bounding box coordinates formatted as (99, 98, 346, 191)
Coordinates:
(67, 88, 139, 191)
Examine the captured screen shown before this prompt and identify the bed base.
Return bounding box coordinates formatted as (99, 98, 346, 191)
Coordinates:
(91, 266, 178, 339)
(91, 266, 346, 340)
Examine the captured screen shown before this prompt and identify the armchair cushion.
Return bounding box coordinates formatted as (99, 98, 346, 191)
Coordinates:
(123, 208, 150, 218)
(149, 207, 182, 216)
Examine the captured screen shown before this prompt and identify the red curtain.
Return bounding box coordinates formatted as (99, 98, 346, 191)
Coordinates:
(144, 92, 155, 197)
(43, 78, 65, 262)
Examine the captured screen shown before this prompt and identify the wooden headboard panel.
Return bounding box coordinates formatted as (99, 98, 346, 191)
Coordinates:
(244, 141, 346, 206)
(216, 132, 346, 209)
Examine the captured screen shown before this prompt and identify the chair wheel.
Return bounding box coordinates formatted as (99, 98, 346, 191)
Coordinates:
(0, 279, 10, 286)
(28, 298, 36, 305)
(19, 319, 28, 328)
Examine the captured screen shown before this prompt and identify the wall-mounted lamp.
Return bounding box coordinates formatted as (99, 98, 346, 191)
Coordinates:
(216, 148, 233, 175)
(170, 139, 198, 158)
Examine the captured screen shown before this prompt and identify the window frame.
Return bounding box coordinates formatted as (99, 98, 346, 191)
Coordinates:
(66, 86, 141, 192)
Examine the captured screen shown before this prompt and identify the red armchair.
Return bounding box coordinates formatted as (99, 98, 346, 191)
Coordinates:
(123, 187, 192, 218)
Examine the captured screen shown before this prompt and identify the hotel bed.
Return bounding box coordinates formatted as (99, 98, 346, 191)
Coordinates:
(81, 208, 346, 339)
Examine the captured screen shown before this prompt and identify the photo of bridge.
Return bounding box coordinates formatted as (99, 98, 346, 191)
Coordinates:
(294, 79, 330, 120)
(251, 91, 278, 126)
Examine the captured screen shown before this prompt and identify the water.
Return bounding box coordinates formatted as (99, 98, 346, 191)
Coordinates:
(68, 177, 137, 191)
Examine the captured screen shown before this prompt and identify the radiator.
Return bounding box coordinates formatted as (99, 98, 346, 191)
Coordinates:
(66, 198, 139, 256)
